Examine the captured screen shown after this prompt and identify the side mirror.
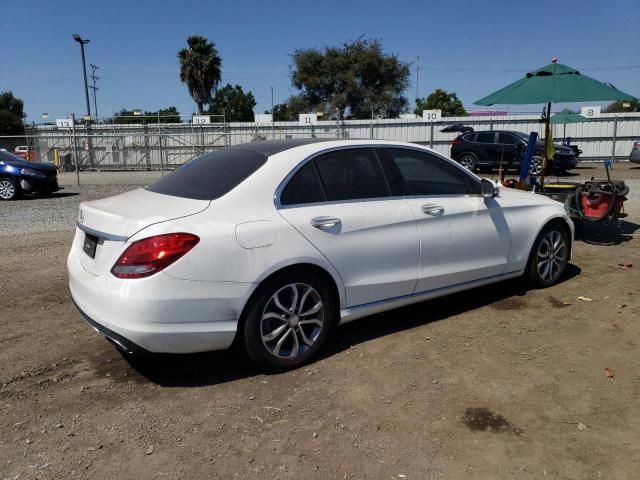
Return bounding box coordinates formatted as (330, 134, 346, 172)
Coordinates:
(481, 178, 499, 199)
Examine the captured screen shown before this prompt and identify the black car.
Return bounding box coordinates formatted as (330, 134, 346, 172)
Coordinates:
(0, 150, 59, 200)
(450, 130, 578, 174)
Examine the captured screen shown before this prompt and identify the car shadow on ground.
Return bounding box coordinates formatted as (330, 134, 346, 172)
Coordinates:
(124, 264, 581, 388)
(19, 192, 79, 201)
(578, 219, 639, 246)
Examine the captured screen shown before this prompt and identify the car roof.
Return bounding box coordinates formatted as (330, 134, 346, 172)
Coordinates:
(228, 139, 335, 157)
(467, 130, 527, 135)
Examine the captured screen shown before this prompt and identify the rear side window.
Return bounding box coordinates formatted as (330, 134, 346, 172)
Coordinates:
(314, 148, 389, 201)
(146, 149, 266, 200)
(475, 132, 496, 143)
(383, 148, 480, 195)
(280, 162, 326, 205)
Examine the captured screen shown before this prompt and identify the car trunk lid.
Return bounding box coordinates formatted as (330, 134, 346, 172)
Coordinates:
(75, 188, 210, 276)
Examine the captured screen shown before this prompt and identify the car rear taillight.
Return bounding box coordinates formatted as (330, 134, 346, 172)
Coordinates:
(111, 233, 200, 279)
(451, 138, 462, 145)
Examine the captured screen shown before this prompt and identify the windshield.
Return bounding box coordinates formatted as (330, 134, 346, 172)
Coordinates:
(0, 150, 25, 163)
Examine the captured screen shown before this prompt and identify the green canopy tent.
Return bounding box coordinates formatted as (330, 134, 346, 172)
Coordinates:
(475, 58, 636, 183)
(551, 108, 589, 144)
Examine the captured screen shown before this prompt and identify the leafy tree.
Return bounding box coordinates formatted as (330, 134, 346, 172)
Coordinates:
(112, 106, 181, 124)
(272, 95, 313, 121)
(290, 37, 410, 119)
(414, 89, 467, 117)
(604, 99, 640, 113)
(207, 84, 256, 122)
(0, 91, 25, 135)
(178, 35, 222, 114)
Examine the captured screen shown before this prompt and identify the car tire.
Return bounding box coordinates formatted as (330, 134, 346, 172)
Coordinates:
(458, 153, 478, 171)
(242, 270, 337, 371)
(0, 178, 20, 201)
(525, 222, 569, 288)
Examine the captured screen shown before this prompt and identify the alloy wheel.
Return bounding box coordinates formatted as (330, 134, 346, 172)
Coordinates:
(459, 156, 475, 170)
(260, 283, 325, 359)
(536, 230, 566, 282)
(0, 179, 16, 200)
(529, 157, 543, 175)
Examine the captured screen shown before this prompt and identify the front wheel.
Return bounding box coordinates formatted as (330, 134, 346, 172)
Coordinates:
(0, 178, 20, 200)
(243, 271, 337, 370)
(526, 224, 569, 288)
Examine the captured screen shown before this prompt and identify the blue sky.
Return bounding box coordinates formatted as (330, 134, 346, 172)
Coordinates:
(2, 0, 638, 122)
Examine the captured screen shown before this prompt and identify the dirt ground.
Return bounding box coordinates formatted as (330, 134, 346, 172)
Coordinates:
(1, 163, 639, 479)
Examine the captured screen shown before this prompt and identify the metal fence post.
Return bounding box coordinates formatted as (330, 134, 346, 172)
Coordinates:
(144, 124, 151, 169)
(430, 122, 434, 148)
(70, 114, 80, 186)
(611, 115, 618, 163)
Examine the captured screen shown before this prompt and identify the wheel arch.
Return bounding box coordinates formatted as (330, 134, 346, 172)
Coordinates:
(526, 215, 574, 268)
(233, 262, 343, 345)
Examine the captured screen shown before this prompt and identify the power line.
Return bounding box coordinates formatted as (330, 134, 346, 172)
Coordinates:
(89, 64, 99, 120)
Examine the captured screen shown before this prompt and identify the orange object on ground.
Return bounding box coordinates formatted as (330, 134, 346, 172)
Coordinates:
(581, 192, 624, 219)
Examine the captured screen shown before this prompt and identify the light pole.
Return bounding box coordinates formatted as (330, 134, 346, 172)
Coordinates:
(72, 34, 92, 120)
(415, 55, 420, 103)
(270, 86, 275, 139)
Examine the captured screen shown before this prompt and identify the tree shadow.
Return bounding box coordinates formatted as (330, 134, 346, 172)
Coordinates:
(578, 219, 639, 246)
(124, 265, 581, 388)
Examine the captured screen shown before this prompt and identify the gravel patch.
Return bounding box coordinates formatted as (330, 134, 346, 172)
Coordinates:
(0, 171, 161, 236)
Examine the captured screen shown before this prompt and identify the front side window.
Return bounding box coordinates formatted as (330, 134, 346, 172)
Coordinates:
(314, 148, 389, 201)
(498, 133, 518, 145)
(383, 148, 480, 196)
(475, 132, 496, 144)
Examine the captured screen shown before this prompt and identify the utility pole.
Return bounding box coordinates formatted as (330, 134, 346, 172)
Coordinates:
(89, 64, 99, 121)
(415, 55, 420, 102)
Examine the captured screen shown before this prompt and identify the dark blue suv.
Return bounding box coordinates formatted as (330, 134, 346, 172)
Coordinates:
(0, 150, 59, 200)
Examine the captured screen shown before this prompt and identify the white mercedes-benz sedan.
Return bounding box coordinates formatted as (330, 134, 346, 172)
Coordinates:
(68, 139, 573, 369)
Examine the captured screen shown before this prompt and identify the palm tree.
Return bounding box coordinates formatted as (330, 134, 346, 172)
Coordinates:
(178, 35, 222, 114)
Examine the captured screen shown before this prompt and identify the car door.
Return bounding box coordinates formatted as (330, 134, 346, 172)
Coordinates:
(277, 147, 420, 307)
(380, 147, 512, 293)
(497, 132, 521, 168)
(474, 132, 498, 166)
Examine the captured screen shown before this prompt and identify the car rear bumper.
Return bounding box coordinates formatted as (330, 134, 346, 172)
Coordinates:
(67, 249, 255, 354)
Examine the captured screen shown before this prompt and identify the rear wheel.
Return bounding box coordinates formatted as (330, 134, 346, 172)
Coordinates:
(243, 271, 337, 370)
(526, 223, 569, 288)
(458, 153, 478, 171)
(0, 178, 19, 201)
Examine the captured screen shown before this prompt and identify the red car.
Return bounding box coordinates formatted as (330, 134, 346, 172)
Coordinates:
(14, 145, 37, 160)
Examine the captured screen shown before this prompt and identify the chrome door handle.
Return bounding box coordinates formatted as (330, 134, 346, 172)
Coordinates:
(421, 204, 444, 215)
(310, 216, 342, 228)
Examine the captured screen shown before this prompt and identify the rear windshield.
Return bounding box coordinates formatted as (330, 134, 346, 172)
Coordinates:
(146, 149, 267, 200)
